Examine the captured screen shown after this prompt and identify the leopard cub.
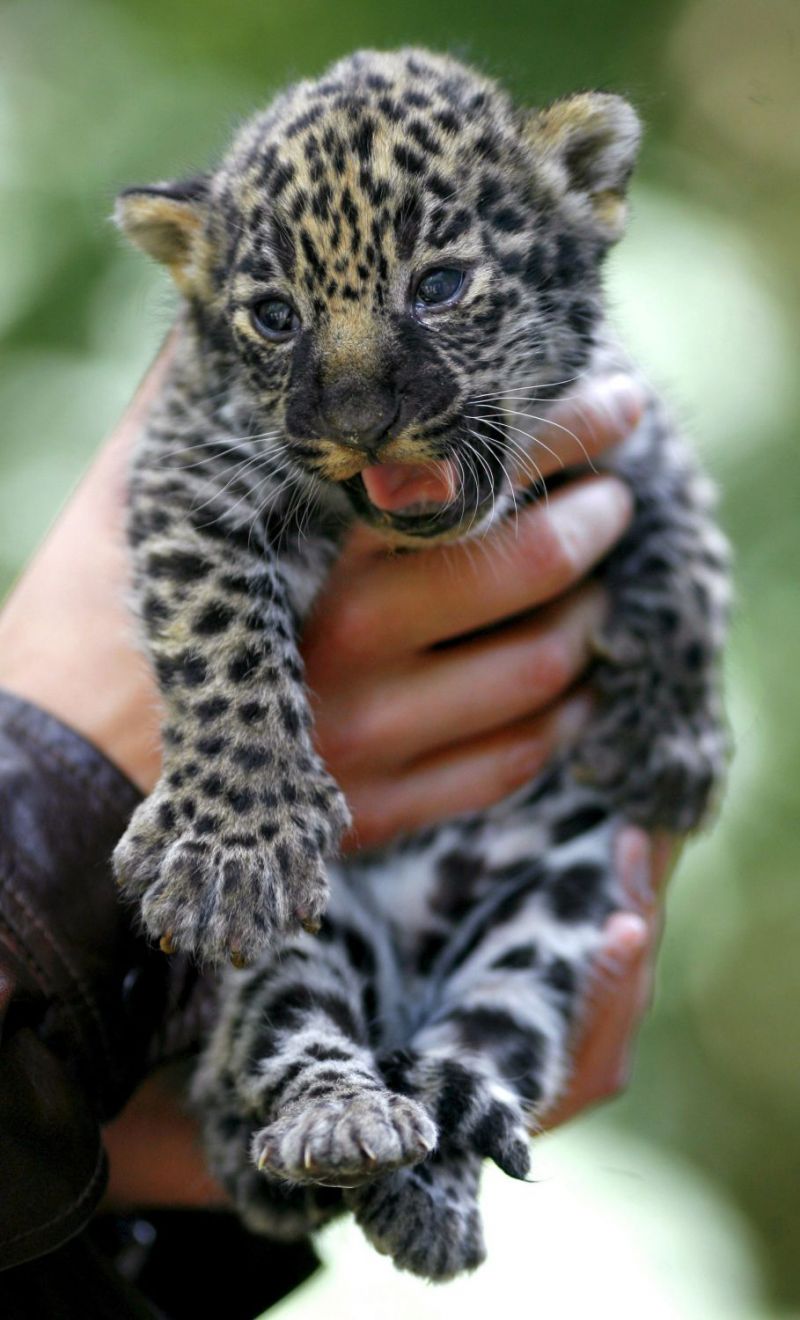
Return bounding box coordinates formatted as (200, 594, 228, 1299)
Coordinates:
(114, 48, 729, 1279)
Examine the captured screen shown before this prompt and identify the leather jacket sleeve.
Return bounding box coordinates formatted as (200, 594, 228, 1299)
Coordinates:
(0, 688, 190, 1270)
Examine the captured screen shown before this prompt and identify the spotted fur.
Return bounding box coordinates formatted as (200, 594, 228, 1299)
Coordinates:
(113, 49, 730, 1279)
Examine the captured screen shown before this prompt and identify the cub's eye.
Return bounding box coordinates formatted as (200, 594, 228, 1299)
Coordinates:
(414, 268, 466, 310)
(251, 298, 299, 340)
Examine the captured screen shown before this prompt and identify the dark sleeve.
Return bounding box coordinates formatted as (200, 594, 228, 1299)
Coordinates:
(0, 689, 175, 1270)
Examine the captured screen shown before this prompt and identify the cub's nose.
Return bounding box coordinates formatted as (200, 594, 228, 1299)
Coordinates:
(321, 381, 398, 455)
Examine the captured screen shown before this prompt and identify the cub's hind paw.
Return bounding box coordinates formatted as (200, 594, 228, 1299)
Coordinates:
(347, 1150, 486, 1281)
(575, 724, 726, 832)
(253, 1092, 437, 1188)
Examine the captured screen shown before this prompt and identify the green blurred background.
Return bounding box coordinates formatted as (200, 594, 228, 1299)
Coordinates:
(1, 1, 798, 1315)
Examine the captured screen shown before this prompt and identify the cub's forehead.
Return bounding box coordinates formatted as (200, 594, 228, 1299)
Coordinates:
(214, 50, 530, 290)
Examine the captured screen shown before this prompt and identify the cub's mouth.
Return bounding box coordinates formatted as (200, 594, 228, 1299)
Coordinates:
(343, 459, 471, 540)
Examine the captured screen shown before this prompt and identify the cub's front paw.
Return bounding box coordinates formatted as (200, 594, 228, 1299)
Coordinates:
(253, 1091, 437, 1188)
(113, 775, 350, 964)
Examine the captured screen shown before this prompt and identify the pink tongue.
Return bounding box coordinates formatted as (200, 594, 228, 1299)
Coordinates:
(361, 461, 456, 512)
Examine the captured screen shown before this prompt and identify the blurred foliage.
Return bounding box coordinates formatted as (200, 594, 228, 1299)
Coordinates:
(0, 0, 798, 1313)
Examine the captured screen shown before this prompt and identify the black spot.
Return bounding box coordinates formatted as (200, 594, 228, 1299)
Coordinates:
(428, 171, 456, 199)
(158, 802, 176, 831)
(147, 550, 210, 583)
(431, 208, 472, 248)
(352, 116, 376, 161)
(555, 232, 586, 285)
(195, 695, 230, 719)
(407, 118, 440, 154)
(227, 786, 255, 813)
(194, 812, 221, 836)
(285, 105, 324, 137)
(341, 926, 376, 978)
(271, 161, 296, 198)
(228, 648, 262, 683)
(178, 653, 208, 687)
(472, 1100, 514, 1158)
(143, 593, 169, 628)
(200, 773, 224, 797)
(432, 850, 484, 921)
(233, 745, 272, 772)
(299, 229, 325, 283)
(238, 701, 267, 726)
(266, 985, 363, 1042)
(544, 957, 577, 998)
(196, 734, 228, 757)
(491, 943, 539, 972)
(551, 805, 607, 844)
(567, 297, 596, 343)
(378, 1048, 417, 1095)
(473, 132, 500, 162)
(450, 1007, 546, 1103)
(492, 207, 525, 234)
(684, 640, 705, 671)
(393, 143, 425, 175)
(278, 699, 300, 737)
(549, 862, 605, 922)
(415, 931, 448, 975)
(226, 833, 257, 849)
(434, 109, 459, 134)
(193, 600, 235, 635)
(523, 243, 551, 288)
(304, 1044, 354, 1063)
(435, 1059, 477, 1134)
(403, 89, 432, 110)
(377, 96, 405, 123)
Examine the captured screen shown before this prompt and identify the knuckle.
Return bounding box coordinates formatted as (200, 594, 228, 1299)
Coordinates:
(497, 737, 548, 797)
(524, 636, 572, 697)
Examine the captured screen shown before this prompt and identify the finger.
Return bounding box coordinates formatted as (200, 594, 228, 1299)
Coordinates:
(340, 693, 594, 852)
(500, 372, 646, 481)
(316, 584, 606, 772)
(541, 911, 652, 1129)
(309, 475, 633, 668)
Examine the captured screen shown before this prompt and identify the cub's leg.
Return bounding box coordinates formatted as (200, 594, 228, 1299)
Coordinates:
(346, 1148, 487, 1282)
(194, 905, 436, 1195)
(590, 399, 732, 830)
(113, 401, 349, 965)
(348, 805, 617, 1277)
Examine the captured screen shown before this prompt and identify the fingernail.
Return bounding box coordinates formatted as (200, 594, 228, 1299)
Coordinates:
(599, 374, 646, 430)
(607, 912, 649, 957)
(595, 913, 649, 979)
(555, 476, 634, 549)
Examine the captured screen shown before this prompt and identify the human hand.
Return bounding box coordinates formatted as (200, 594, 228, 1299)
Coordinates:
(0, 346, 652, 1210)
(542, 828, 677, 1128)
(102, 828, 676, 1206)
(0, 350, 642, 846)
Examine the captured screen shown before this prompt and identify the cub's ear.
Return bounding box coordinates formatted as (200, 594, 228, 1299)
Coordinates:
(114, 174, 210, 287)
(524, 93, 641, 241)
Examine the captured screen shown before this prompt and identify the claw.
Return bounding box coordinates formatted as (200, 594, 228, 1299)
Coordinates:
(159, 932, 176, 955)
(296, 908, 322, 936)
(257, 1146, 270, 1172)
(230, 950, 248, 969)
(304, 1144, 316, 1170)
(359, 1142, 377, 1164)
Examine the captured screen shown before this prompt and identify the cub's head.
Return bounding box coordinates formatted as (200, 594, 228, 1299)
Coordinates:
(117, 49, 640, 540)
